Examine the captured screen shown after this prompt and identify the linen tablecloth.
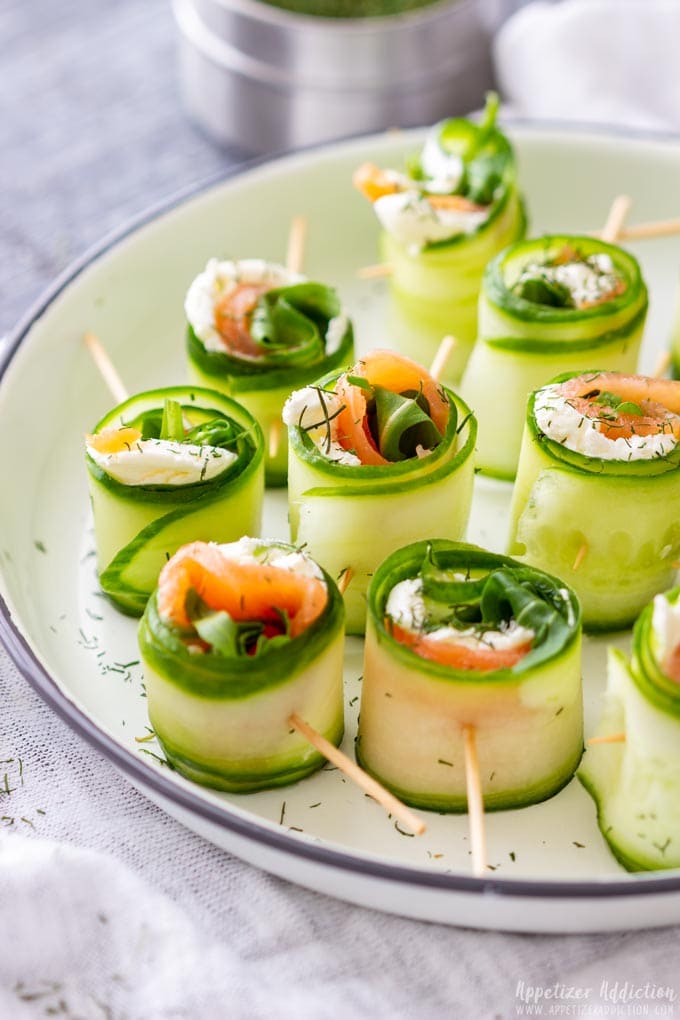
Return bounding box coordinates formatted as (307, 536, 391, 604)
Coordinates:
(3, 1, 680, 1016)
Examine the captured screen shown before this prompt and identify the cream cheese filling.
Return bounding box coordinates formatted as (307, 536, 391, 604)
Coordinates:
(533, 384, 678, 461)
(283, 385, 362, 466)
(385, 577, 534, 651)
(87, 437, 236, 486)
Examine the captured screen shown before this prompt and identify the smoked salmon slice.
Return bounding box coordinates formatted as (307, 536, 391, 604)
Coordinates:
(157, 541, 327, 637)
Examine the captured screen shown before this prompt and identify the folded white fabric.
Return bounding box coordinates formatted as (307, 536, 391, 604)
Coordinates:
(495, 0, 680, 131)
(0, 836, 242, 1020)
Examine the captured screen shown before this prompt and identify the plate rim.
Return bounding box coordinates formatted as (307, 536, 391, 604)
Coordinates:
(4, 120, 680, 902)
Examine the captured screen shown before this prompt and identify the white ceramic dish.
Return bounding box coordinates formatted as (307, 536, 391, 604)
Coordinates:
(3, 125, 680, 933)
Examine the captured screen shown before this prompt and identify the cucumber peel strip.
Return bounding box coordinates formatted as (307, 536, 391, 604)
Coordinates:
(87, 386, 265, 614)
(187, 282, 354, 388)
(288, 374, 475, 496)
(139, 558, 344, 700)
(483, 235, 648, 327)
(370, 540, 581, 682)
(525, 371, 680, 479)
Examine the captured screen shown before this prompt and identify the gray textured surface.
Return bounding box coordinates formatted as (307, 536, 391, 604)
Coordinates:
(2, 3, 678, 1016)
(1, 0, 247, 337)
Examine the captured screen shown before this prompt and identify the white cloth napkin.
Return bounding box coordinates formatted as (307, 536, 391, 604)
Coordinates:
(1, 827, 679, 1020)
(495, 0, 680, 131)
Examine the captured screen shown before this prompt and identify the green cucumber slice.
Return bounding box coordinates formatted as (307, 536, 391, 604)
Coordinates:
(358, 540, 583, 811)
(383, 190, 526, 383)
(287, 388, 476, 634)
(480, 235, 647, 335)
(87, 386, 264, 615)
(138, 555, 345, 793)
(462, 236, 648, 479)
(507, 380, 680, 631)
(99, 467, 263, 615)
(579, 647, 680, 871)
(186, 299, 354, 487)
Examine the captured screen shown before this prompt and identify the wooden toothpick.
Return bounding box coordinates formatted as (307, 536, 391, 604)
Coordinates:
(462, 724, 487, 877)
(337, 567, 354, 595)
(357, 262, 394, 280)
(286, 215, 308, 275)
(288, 713, 426, 836)
(587, 732, 626, 746)
(433, 335, 488, 875)
(268, 419, 282, 460)
(572, 544, 588, 572)
(600, 194, 632, 244)
(429, 335, 457, 383)
(653, 350, 672, 380)
(601, 216, 680, 243)
(84, 332, 129, 404)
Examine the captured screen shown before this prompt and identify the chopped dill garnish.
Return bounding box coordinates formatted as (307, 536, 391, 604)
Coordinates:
(394, 820, 415, 837)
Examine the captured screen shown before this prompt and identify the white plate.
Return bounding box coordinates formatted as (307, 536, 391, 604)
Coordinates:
(3, 125, 680, 933)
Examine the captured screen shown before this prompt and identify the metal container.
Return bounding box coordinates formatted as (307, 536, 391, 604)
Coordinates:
(174, 0, 502, 153)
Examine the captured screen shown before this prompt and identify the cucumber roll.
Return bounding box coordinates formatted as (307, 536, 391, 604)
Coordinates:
(138, 538, 345, 792)
(185, 258, 354, 486)
(86, 386, 264, 616)
(358, 540, 582, 812)
(579, 588, 680, 870)
(284, 349, 476, 635)
(353, 94, 525, 382)
(461, 236, 649, 479)
(671, 275, 680, 379)
(508, 371, 680, 631)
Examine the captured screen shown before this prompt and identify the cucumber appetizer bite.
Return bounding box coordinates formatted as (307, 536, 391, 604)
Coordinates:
(284, 349, 476, 634)
(461, 235, 649, 479)
(138, 538, 345, 792)
(185, 258, 354, 486)
(580, 588, 680, 870)
(671, 277, 680, 379)
(353, 93, 525, 382)
(358, 540, 583, 812)
(508, 371, 680, 631)
(86, 386, 264, 616)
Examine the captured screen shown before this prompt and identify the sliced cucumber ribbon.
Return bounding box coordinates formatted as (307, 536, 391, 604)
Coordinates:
(141, 565, 342, 698)
(358, 541, 583, 812)
(461, 236, 649, 480)
(508, 372, 680, 630)
(480, 235, 647, 330)
(378, 542, 580, 679)
(287, 374, 476, 635)
(526, 372, 680, 477)
(631, 590, 680, 718)
(86, 386, 264, 616)
(579, 590, 680, 870)
(366, 103, 525, 382)
(138, 542, 345, 793)
(187, 280, 352, 382)
(186, 275, 354, 487)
